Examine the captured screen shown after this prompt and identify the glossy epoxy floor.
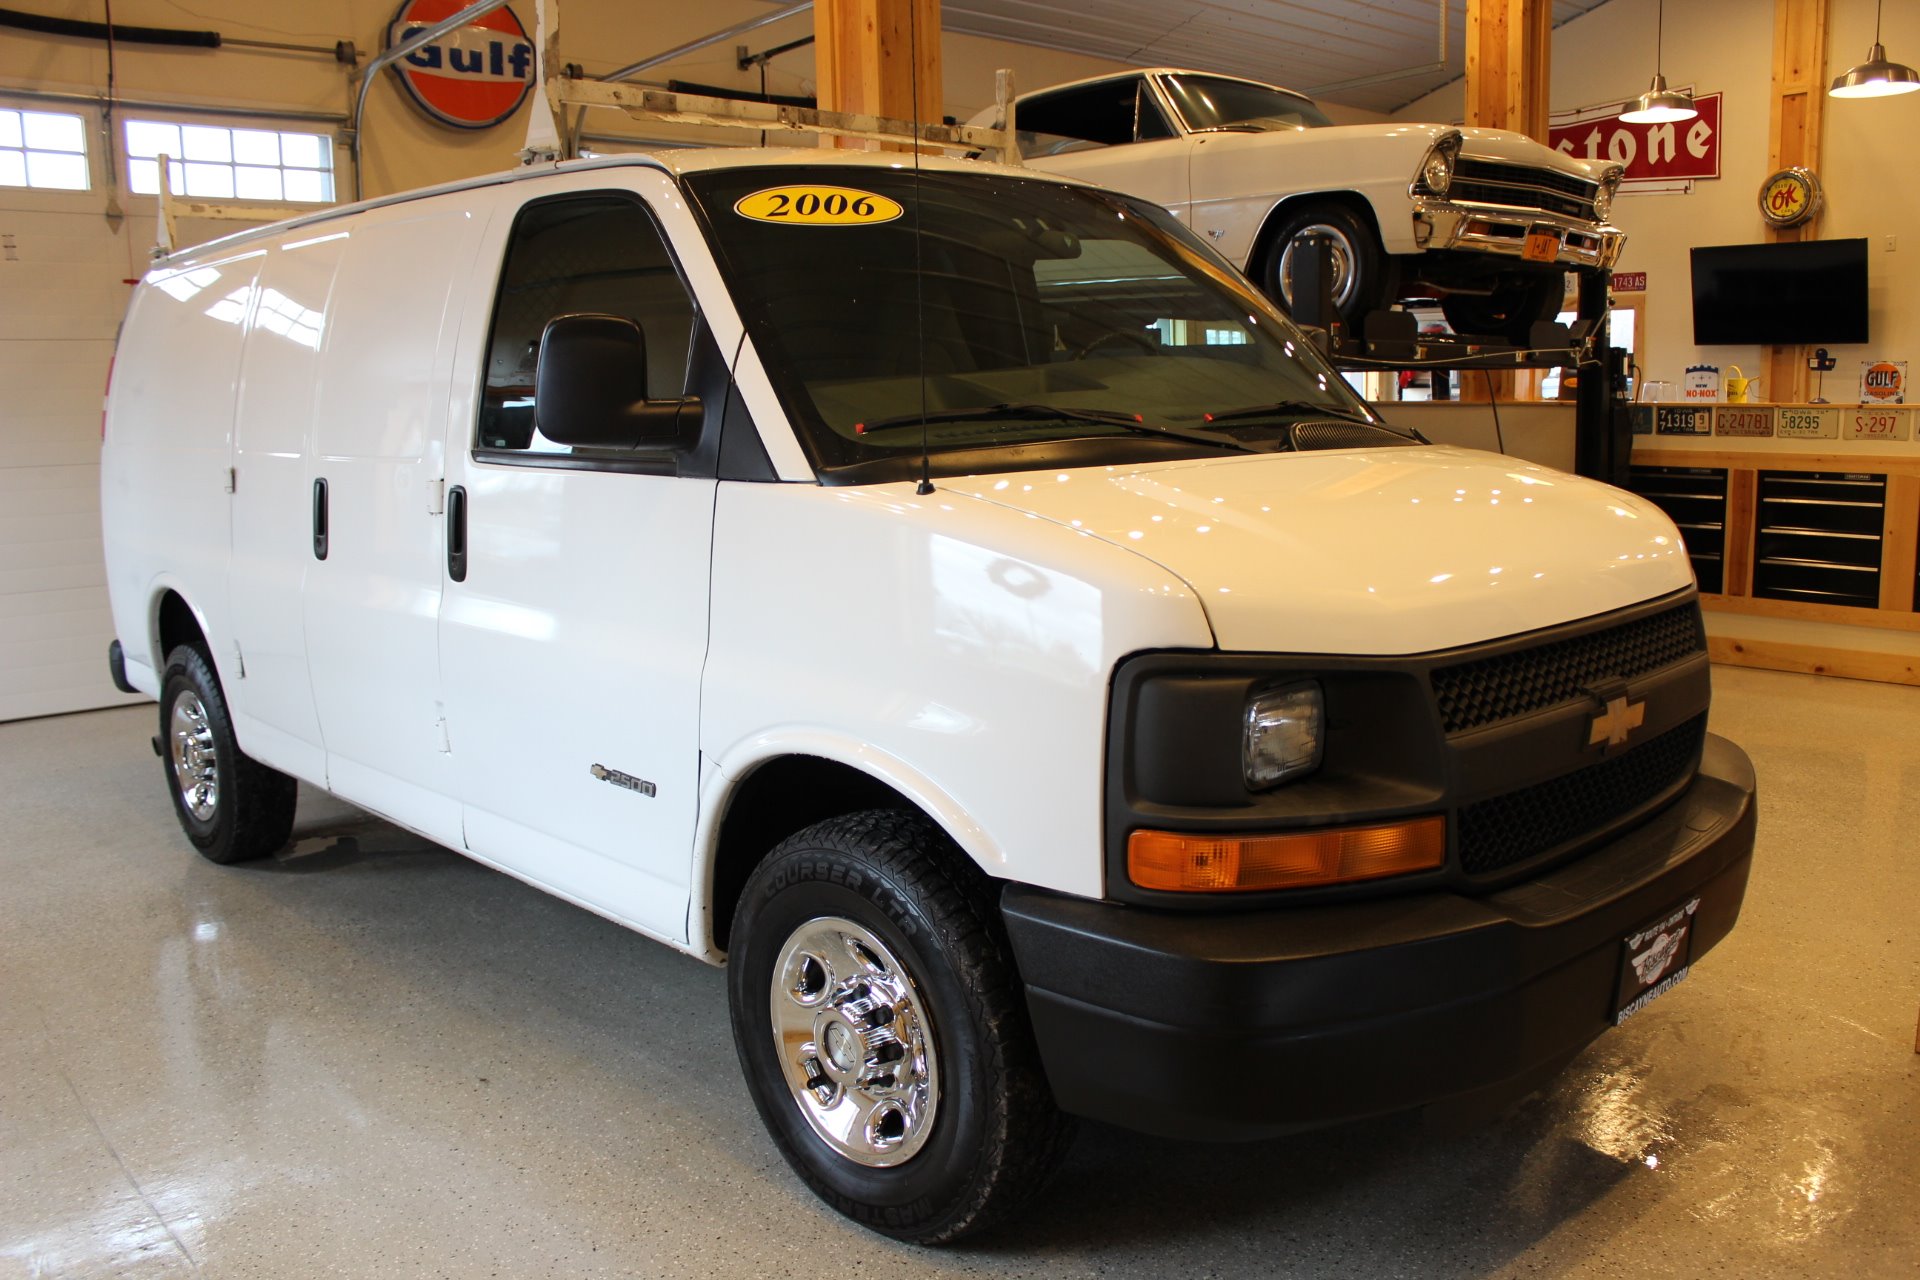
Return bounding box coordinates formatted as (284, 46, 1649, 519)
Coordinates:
(2, 667, 1916, 1279)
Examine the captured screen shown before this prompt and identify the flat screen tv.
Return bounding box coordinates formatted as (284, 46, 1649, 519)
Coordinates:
(1690, 238, 1868, 345)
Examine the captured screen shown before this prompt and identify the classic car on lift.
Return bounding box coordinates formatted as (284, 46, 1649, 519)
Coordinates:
(987, 68, 1625, 342)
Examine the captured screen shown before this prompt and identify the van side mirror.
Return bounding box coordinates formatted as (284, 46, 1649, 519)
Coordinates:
(534, 313, 701, 451)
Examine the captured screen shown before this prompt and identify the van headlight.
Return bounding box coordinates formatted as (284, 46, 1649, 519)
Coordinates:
(1244, 681, 1325, 789)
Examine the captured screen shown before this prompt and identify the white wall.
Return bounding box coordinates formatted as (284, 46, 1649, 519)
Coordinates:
(1395, 0, 1920, 396)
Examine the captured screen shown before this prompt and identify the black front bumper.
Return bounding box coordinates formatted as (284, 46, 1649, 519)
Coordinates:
(1001, 733, 1756, 1141)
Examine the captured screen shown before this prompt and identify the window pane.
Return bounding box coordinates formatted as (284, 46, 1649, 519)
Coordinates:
(26, 150, 89, 190)
(283, 168, 328, 202)
(479, 197, 698, 452)
(232, 129, 280, 166)
(181, 125, 232, 163)
(235, 165, 283, 200)
(0, 150, 25, 187)
(23, 111, 85, 152)
(131, 156, 187, 194)
(280, 132, 326, 169)
(0, 112, 21, 149)
(125, 120, 179, 159)
(183, 161, 234, 198)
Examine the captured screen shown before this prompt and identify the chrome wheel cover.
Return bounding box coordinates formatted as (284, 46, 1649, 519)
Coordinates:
(1278, 222, 1359, 311)
(170, 691, 219, 822)
(770, 915, 939, 1167)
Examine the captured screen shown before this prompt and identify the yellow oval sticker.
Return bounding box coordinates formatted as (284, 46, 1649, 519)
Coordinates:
(733, 185, 904, 226)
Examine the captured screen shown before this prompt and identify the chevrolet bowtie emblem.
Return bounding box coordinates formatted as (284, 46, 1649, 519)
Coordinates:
(1588, 696, 1646, 749)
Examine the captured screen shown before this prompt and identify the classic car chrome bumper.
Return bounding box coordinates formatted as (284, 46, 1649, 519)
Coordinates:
(1411, 198, 1625, 270)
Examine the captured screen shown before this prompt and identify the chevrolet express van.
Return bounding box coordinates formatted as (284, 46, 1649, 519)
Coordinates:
(102, 149, 1757, 1243)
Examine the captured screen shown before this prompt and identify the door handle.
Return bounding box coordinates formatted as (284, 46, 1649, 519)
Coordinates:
(447, 484, 467, 582)
(312, 477, 329, 560)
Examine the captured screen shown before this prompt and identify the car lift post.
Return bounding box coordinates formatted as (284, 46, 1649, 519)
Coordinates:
(1573, 265, 1630, 488)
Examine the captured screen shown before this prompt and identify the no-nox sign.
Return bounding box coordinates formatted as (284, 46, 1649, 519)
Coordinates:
(386, 0, 536, 130)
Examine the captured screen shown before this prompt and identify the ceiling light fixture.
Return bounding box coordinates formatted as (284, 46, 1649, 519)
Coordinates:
(1830, 0, 1920, 98)
(1619, 0, 1698, 124)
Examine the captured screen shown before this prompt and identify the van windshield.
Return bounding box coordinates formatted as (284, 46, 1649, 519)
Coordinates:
(683, 165, 1386, 482)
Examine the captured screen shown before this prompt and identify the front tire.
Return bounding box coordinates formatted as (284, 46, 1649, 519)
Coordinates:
(160, 644, 297, 864)
(727, 810, 1073, 1243)
(1257, 201, 1388, 331)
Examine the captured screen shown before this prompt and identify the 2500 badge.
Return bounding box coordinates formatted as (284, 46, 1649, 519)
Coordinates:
(734, 185, 904, 225)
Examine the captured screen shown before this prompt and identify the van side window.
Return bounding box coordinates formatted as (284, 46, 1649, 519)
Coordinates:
(478, 194, 697, 453)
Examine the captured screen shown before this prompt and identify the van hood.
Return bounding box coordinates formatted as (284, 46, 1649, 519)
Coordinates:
(944, 447, 1692, 655)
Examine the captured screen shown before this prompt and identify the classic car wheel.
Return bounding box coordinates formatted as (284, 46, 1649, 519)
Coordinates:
(1440, 272, 1567, 347)
(159, 644, 297, 864)
(728, 810, 1074, 1243)
(1259, 203, 1385, 328)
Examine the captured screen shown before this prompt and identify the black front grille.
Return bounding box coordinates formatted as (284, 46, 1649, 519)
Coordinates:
(1452, 157, 1599, 221)
(1432, 603, 1706, 735)
(1458, 714, 1707, 877)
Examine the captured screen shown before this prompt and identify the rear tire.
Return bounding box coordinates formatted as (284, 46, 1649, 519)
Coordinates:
(160, 644, 297, 864)
(1440, 271, 1567, 346)
(727, 810, 1074, 1243)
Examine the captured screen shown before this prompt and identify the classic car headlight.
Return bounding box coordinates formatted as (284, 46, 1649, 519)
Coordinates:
(1413, 130, 1463, 198)
(1244, 680, 1324, 789)
(1593, 165, 1626, 220)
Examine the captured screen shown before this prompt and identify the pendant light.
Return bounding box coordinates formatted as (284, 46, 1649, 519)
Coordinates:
(1830, 0, 1920, 98)
(1619, 0, 1698, 124)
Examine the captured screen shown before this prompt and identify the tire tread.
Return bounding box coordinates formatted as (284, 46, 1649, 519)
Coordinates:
(733, 809, 1075, 1244)
(162, 644, 297, 864)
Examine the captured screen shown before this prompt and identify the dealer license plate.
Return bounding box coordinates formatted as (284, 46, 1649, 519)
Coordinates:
(1522, 228, 1561, 263)
(1613, 896, 1700, 1025)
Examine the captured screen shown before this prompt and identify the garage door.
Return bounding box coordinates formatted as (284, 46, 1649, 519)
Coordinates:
(0, 103, 147, 722)
(2, 98, 309, 722)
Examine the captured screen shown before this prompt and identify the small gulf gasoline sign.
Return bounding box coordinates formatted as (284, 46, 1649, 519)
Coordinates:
(386, 0, 535, 131)
(1859, 360, 1907, 405)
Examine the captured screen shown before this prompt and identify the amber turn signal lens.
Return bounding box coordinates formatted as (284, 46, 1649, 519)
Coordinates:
(1127, 816, 1446, 892)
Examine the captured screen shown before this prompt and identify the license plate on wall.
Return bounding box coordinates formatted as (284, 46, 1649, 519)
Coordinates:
(1522, 228, 1562, 262)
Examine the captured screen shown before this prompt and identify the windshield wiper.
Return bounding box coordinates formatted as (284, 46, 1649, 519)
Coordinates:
(854, 402, 1260, 452)
(1201, 399, 1379, 427)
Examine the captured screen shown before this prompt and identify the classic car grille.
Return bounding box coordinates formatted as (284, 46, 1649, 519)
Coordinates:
(1458, 714, 1707, 877)
(1451, 157, 1599, 222)
(1431, 602, 1706, 735)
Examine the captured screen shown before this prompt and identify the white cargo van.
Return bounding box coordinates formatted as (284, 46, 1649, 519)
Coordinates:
(102, 149, 1756, 1244)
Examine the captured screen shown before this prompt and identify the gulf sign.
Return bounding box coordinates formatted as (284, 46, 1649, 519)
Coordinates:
(387, 0, 535, 130)
(1549, 93, 1721, 186)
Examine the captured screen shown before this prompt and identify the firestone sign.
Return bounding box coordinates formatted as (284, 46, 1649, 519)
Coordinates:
(1549, 92, 1721, 186)
(387, 0, 536, 130)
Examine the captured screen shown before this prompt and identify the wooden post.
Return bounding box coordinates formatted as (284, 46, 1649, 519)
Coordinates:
(1459, 0, 1551, 402)
(1765, 0, 1829, 404)
(815, 0, 941, 150)
(1465, 0, 1551, 141)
